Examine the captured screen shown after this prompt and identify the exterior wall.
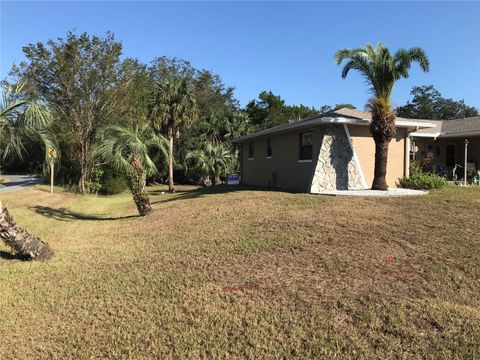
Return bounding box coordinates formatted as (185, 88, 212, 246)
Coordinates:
(349, 125, 407, 188)
(240, 124, 407, 192)
(240, 127, 322, 192)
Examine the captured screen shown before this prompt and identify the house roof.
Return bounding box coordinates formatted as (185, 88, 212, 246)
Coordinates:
(232, 107, 437, 143)
(411, 116, 480, 138)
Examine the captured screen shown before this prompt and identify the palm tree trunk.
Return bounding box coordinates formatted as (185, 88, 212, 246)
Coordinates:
(213, 173, 221, 185)
(128, 157, 152, 216)
(132, 191, 152, 216)
(0, 203, 54, 260)
(370, 109, 396, 191)
(168, 134, 175, 192)
(371, 140, 390, 190)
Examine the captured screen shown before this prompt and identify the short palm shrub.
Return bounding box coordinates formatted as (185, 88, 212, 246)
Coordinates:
(94, 125, 167, 216)
(184, 143, 235, 185)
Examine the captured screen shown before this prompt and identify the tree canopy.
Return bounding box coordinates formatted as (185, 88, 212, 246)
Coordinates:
(396, 85, 479, 120)
(7, 32, 470, 193)
(10, 32, 143, 192)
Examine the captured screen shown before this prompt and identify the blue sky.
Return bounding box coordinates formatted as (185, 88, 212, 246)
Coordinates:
(1, 1, 479, 110)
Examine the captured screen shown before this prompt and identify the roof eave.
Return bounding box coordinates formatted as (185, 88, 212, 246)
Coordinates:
(231, 116, 369, 143)
(439, 130, 480, 138)
(410, 132, 442, 138)
(396, 120, 437, 128)
(232, 117, 437, 143)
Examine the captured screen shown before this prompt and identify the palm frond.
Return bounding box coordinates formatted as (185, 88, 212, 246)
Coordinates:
(0, 81, 57, 163)
(335, 43, 429, 105)
(94, 123, 168, 177)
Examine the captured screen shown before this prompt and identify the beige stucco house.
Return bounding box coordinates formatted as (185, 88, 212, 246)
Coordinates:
(410, 116, 480, 180)
(232, 108, 436, 192)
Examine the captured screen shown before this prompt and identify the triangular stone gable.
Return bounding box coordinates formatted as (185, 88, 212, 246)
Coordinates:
(310, 124, 366, 192)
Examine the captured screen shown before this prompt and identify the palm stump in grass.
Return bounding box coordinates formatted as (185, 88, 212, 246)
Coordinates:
(335, 43, 429, 190)
(0, 202, 54, 260)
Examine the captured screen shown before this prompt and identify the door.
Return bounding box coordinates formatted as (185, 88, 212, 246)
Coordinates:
(446, 145, 455, 167)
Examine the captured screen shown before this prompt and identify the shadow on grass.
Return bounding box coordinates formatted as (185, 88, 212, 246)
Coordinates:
(149, 184, 289, 204)
(31, 206, 139, 221)
(0, 250, 30, 261)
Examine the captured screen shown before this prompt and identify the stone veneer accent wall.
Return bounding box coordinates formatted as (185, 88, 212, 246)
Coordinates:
(310, 124, 366, 192)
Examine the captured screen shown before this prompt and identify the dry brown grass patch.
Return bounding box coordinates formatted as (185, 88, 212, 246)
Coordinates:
(0, 185, 479, 359)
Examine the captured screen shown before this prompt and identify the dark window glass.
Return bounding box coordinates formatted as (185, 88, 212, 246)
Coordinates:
(248, 143, 254, 159)
(266, 139, 272, 157)
(299, 132, 313, 160)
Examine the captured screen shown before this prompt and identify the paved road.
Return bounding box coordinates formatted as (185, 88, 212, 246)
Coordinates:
(0, 174, 41, 193)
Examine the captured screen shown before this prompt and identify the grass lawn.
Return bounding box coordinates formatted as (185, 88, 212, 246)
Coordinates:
(0, 185, 479, 359)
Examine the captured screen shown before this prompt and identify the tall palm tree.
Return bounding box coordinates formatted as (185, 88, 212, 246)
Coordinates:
(94, 125, 167, 216)
(185, 143, 235, 185)
(0, 82, 56, 260)
(148, 76, 198, 192)
(335, 43, 429, 190)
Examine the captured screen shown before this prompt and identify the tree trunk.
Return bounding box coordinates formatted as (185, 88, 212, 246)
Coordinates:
(127, 157, 153, 216)
(78, 172, 86, 194)
(50, 163, 54, 194)
(168, 133, 175, 192)
(370, 103, 396, 191)
(0, 204, 54, 260)
(213, 175, 221, 185)
(78, 140, 92, 194)
(371, 140, 390, 190)
(78, 142, 87, 194)
(133, 192, 152, 216)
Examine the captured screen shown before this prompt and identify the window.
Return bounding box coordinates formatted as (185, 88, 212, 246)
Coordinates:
(266, 139, 272, 158)
(248, 143, 254, 159)
(299, 132, 313, 161)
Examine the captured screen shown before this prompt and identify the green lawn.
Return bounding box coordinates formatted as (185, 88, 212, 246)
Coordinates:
(0, 185, 479, 359)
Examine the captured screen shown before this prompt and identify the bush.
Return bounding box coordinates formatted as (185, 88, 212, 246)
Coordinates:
(86, 168, 104, 194)
(100, 169, 128, 195)
(409, 160, 424, 176)
(399, 173, 447, 190)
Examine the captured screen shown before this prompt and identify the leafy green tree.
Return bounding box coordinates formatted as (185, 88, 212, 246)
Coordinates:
(94, 125, 167, 216)
(11, 32, 143, 193)
(176, 68, 245, 181)
(0, 82, 54, 260)
(148, 76, 198, 192)
(335, 43, 429, 190)
(185, 143, 235, 185)
(333, 103, 356, 111)
(149, 56, 196, 83)
(396, 85, 478, 120)
(316, 104, 357, 114)
(246, 91, 318, 130)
